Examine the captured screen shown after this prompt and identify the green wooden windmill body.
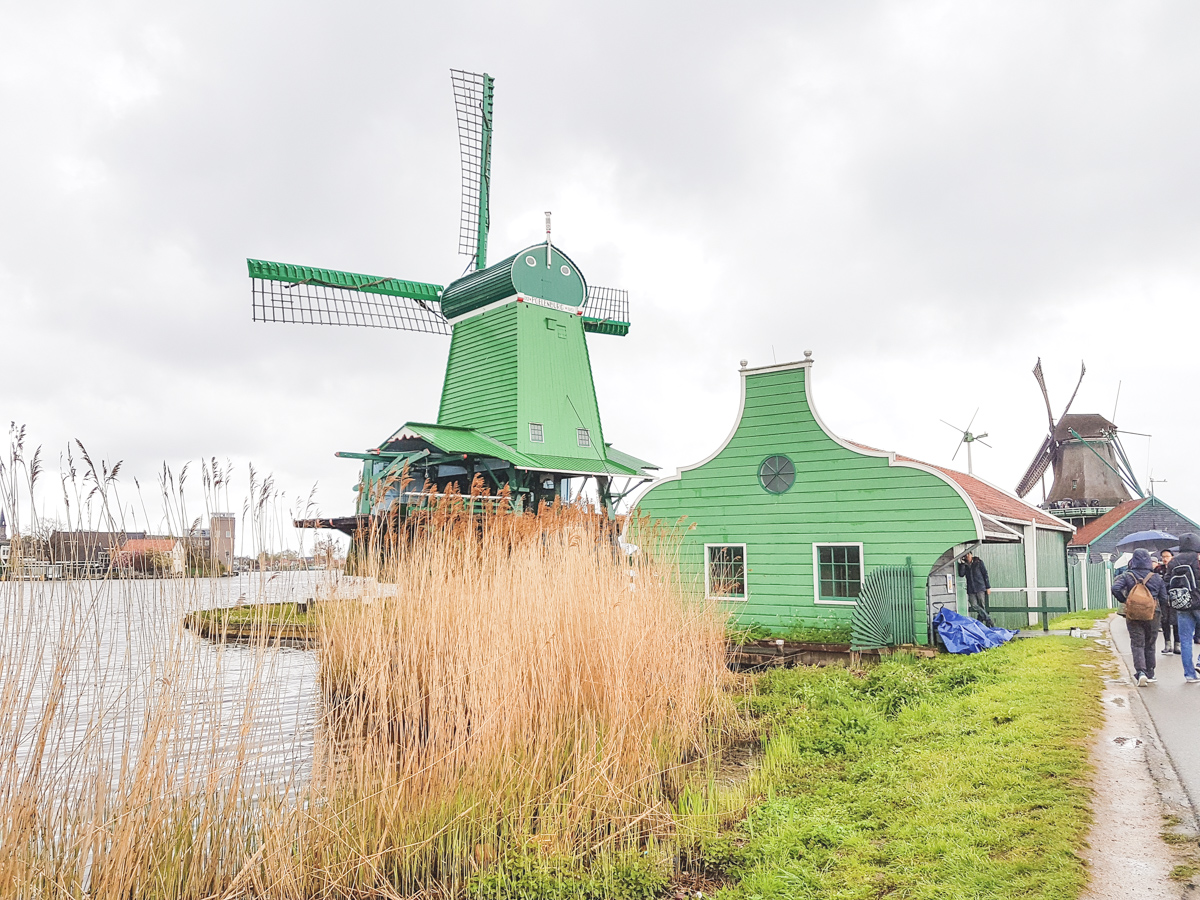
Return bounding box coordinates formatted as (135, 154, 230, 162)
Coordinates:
(247, 71, 654, 527)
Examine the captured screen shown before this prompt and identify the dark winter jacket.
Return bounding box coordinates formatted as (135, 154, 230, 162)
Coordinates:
(1166, 533, 1200, 611)
(1111, 548, 1168, 615)
(957, 556, 991, 595)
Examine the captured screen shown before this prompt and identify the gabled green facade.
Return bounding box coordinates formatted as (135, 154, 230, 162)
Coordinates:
(635, 359, 984, 643)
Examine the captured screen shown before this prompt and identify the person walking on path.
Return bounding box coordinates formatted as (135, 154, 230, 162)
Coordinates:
(1155, 549, 1181, 654)
(1167, 534, 1200, 683)
(1111, 548, 1168, 686)
(957, 550, 994, 628)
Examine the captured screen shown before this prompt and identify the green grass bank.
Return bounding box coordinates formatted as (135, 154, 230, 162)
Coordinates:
(713, 637, 1104, 899)
(471, 637, 1105, 899)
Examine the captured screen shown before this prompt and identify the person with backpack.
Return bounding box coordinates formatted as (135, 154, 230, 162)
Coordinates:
(1167, 534, 1200, 684)
(1111, 548, 1167, 686)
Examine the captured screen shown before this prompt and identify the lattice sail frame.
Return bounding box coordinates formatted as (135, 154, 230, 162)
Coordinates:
(584, 285, 630, 324)
(450, 69, 494, 268)
(249, 260, 450, 335)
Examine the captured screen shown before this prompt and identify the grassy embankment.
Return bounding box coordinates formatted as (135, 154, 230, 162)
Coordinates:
(482, 637, 1104, 900)
(714, 638, 1103, 899)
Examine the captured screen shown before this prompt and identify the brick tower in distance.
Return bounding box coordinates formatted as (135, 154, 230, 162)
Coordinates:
(209, 514, 236, 572)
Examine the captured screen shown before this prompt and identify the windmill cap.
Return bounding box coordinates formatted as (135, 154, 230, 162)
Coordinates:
(441, 243, 587, 320)
(1054, 414, 1117, 441)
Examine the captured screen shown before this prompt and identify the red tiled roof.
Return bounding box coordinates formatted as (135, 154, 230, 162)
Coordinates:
(900, 458, 1071, 530)
(847, 441, 1071, 531)
(1067, 498, 1148, 548)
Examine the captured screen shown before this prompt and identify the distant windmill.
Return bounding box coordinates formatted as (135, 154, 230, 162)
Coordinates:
(1014, 359, 1142, 524)
(941, 409, 990, 476)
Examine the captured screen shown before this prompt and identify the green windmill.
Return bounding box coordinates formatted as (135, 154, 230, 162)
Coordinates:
(248, 70, 656, 533)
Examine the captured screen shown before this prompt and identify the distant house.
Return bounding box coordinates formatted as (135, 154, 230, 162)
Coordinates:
(1069, 496, 1200, 562)
(49, 531, 144, 573)
(115, 538, 186, 576)
(633, 355, 1074, 642)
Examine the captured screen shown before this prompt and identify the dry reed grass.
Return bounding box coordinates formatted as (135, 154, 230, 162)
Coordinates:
(306, 485, 733, 893)
(0, 449, 734, 898)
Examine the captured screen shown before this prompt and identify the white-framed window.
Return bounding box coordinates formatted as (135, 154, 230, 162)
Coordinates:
(529, 423, 544, 443)
(705, 543, 747, 600)
(577, 427, 591, 448)
(812, 542, 863, 605)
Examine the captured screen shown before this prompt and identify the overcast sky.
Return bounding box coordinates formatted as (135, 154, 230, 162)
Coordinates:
(3, 1, 1199, 542)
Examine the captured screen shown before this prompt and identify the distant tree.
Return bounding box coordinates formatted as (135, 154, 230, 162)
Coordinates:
(312, 536, 345, 569)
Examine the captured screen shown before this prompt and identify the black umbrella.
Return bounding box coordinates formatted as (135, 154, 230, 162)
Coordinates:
(1115, 530, 1178, 553)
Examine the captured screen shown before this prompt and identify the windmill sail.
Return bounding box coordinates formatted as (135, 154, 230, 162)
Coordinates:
(1059, 361, 1086, 421)
(1033, 358, 1054, 431)
(249, 259, 450, 335)
(450, 69, 494, 270)
(582, 285, 632, 336)
(1015, 434, 1055, 498)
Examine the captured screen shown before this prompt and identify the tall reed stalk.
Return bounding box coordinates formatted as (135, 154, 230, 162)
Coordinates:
(0, 453, 732, 898)
(306, 488, 731, 892)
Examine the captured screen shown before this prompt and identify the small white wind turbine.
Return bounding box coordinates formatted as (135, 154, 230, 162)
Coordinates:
(941, 408, 991, 476)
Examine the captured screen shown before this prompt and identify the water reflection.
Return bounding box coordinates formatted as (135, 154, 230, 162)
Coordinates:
(0, 572, 324, 797)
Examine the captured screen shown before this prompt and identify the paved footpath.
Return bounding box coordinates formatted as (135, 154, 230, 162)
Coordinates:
(1110, 619, 1200, 812)
(1085, 621, 1197, 899)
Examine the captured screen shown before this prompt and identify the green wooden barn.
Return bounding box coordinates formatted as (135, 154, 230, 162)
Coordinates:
(633, 354, 1075, 644)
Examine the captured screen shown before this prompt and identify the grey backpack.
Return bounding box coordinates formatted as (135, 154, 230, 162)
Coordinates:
(1168, 565, 1197, 611)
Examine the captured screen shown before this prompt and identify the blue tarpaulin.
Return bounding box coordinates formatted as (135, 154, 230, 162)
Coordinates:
(933, 607, 1019, 654)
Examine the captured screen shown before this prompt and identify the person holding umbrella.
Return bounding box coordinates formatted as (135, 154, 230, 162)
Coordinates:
(1156, 549, 1180, 654)
(1117, 532, 1182, 654)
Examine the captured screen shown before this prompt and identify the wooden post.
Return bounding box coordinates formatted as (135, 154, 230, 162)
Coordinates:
(1079, 552, 1089, 612)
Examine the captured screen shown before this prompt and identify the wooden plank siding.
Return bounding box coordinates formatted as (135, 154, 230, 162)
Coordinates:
(1037, 529, 1069, 588)
(634, 360, 981, 643)
(438, 304, 521, 446)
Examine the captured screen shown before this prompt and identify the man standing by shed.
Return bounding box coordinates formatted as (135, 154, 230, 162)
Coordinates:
(958, 550, 995, 628)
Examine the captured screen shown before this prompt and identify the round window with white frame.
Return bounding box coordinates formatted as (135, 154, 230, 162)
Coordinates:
(525, 256, 537, 266)
(759, 455, 795, 494)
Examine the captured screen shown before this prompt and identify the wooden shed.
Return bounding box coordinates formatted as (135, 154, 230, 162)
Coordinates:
(633, 355, 1074, 643)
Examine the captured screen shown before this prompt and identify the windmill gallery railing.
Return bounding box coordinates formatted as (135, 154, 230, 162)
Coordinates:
(851, 562, 917, 650)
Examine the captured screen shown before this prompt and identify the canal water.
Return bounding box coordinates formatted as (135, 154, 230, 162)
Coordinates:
(0, 571, 328, 799)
